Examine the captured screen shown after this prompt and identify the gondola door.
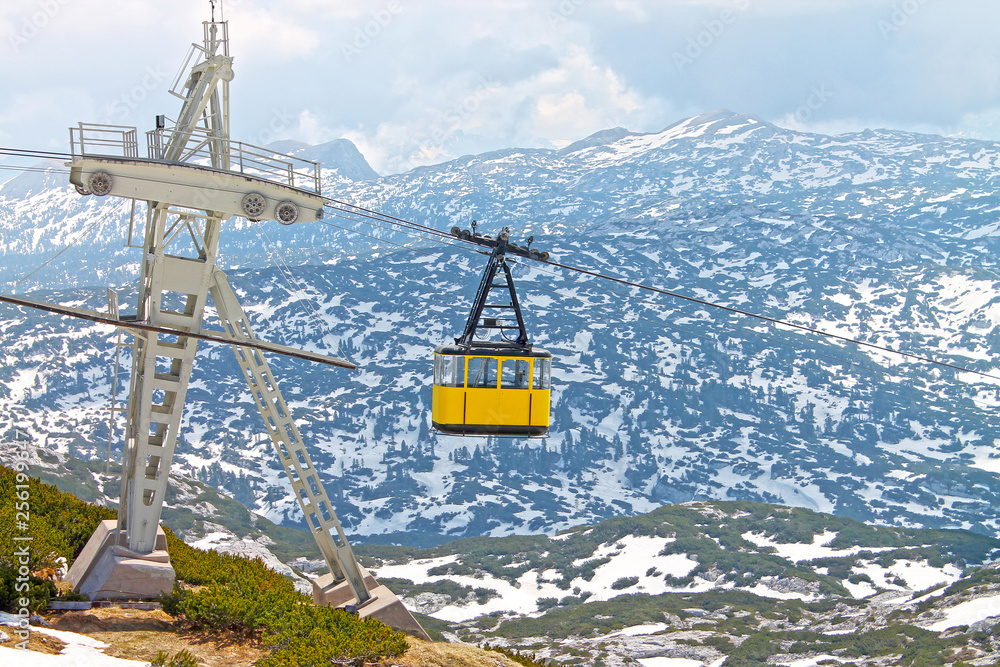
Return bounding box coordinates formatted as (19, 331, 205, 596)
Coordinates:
(498, 357, 532, 428)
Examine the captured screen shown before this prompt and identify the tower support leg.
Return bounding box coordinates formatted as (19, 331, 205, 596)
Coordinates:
(209, 269, 428, 639)
(72, 206, 222, 599)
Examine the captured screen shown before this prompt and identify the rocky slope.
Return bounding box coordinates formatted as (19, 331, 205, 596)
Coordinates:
(8, 453, 1000, 666)
(360, 500, 1000, 666)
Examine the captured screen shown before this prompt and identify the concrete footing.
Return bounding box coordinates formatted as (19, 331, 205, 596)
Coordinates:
(69, 521, 427, 640)
(67, 520, 175, 600)
(312, 565, 429, 640)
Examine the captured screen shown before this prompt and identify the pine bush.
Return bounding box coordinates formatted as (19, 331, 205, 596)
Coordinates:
(162, 526, 408, 664)
(149, 649, 200, 667)
(0, 466, 408, 665)
(260, 606, 409, 667)
(486, 644, 553, 666)
(0, 465, 115, 611)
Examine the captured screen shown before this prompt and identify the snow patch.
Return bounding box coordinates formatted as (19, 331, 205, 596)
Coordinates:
(928, 594, 1000, 631)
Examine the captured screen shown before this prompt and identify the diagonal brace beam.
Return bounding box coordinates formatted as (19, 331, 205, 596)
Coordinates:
(208, 269, 371, 605)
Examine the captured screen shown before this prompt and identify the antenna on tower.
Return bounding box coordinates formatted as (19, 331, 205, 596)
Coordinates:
(210, 0, 216, 22)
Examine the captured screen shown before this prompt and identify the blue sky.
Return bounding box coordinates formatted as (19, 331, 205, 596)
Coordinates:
(2, 0, 999, 174)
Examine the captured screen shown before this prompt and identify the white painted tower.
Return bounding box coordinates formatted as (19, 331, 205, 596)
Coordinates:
(64, 18, 425, 638)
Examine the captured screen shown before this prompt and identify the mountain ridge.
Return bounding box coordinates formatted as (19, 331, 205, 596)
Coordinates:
(0, 112, 998, 547)
(265, 137, 380, 181)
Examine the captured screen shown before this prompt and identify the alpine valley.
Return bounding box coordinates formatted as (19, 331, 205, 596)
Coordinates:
(1, 109, 999, 550)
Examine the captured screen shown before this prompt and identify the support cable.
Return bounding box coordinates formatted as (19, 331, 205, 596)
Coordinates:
(321, 212, 1000, 412)
(252, 222, 349, 361)
(0, 148, 993, 384)
(3, 200, 128, 295)
(318, 203, 1000, 384)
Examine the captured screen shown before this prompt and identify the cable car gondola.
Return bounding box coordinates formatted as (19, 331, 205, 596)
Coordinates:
(432, 226, 552, 436)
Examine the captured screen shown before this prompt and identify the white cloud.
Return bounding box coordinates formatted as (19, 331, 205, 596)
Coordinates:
(0, 90, 101, 150)
(3, 0, 999, 174)
(294, 109, 338, 146)
(333, 43, 668, 174)
(226, 4, 321, 61)
(950, 108, 1000, 142)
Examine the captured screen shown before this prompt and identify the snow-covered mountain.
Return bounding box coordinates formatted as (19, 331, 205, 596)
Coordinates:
(1, 110, 998, 543)
(363, 499, 1000, 665)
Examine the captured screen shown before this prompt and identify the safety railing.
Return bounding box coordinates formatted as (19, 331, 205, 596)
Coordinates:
(67, 121, 321, 194)
(69, 123, 140, 159)
(169, 21, 230, 99)
(147, 126, 321, 194)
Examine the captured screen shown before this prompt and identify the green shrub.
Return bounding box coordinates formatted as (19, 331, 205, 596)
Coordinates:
(702, 634, 732, 650)
(0, 466, 407, 665)
(259, 606, 409, 667)
(149, 649, 199, 667)
(725, 631, 778, 667)
(0, 465, 115, 612)
(537, 597, 560, 611)
(164, 529, 280, 588)
(486, 644, 553, 666)
(610, 576, 639, 590)
(0, 569, 56, 612)
(161, 573, 301, 635)
(376, 576, 497, 605)
(163, 533, 408, 665)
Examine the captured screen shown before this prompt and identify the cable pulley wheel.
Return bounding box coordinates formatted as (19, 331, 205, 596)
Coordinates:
(275, 201, 299, 225)
(74, 184, 91, 196)
(241, 192, 267, 220)
(88, 171, 113, 196)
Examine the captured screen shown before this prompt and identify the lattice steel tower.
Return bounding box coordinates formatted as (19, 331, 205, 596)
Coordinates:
(64, 18, 424, 637)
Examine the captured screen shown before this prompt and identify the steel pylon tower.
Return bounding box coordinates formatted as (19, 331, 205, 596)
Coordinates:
(64, 19, 424, 637)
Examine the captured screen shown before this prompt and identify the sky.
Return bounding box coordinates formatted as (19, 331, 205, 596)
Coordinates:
(2, 0, 1000, 175)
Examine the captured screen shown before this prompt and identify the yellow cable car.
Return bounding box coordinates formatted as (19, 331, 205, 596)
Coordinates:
(431, 225, 552, 437)
(432, 345, 552, 436)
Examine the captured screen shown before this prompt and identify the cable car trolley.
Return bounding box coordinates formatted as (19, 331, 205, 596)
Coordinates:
(432, 225, 552, 437)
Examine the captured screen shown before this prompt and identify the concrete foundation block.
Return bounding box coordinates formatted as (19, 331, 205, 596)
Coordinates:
(312, 565, 429, 640)
(67, 520, 175, 600)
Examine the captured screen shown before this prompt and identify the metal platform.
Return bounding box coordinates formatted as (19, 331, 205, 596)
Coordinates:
(68, 123, 324, 224)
